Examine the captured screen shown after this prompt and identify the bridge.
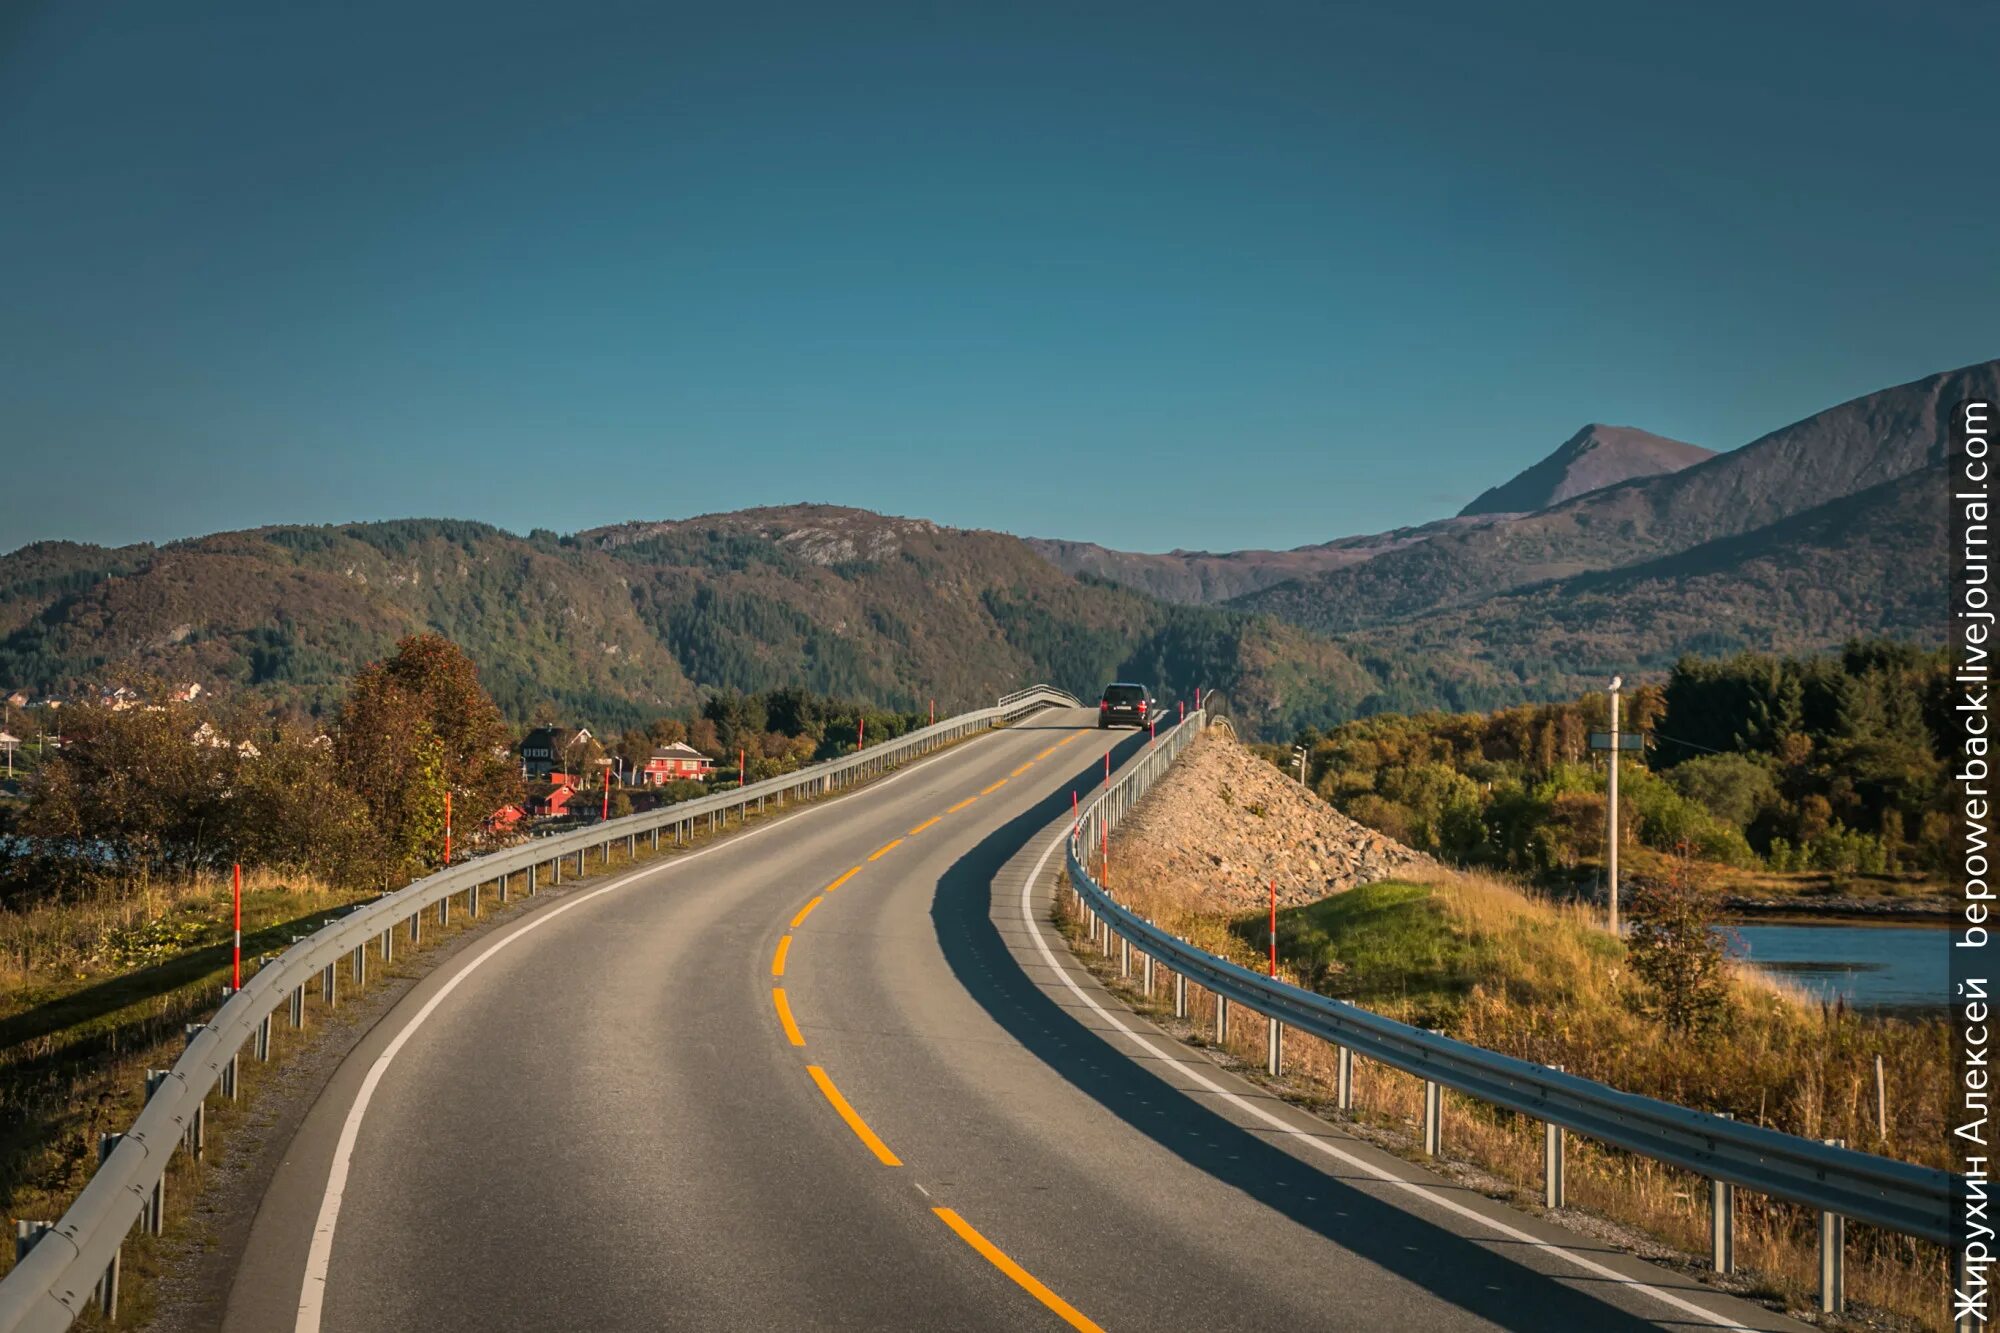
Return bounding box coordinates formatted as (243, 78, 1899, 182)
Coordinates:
(0, 689, 1945, 1331)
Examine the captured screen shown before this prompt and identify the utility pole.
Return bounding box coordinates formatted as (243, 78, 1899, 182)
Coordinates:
(1607, 675, 1622, 936)
(1292, 745, 1308, 787)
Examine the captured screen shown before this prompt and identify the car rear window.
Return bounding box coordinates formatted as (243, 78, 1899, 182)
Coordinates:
(1103, 685, 1144, 704)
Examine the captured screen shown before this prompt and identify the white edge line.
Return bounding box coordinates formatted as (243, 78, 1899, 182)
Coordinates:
(1016, 819, 1762, 1333)
(294, 713, 1046, 1332)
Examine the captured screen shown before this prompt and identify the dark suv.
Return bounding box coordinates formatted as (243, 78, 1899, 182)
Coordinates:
(1098, 682, 1154, 729)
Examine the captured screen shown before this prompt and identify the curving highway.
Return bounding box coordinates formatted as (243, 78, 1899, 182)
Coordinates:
(222, 708, 1801, 1332)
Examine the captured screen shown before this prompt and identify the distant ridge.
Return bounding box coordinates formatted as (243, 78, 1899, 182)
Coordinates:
(1458, 425, 1714, 516)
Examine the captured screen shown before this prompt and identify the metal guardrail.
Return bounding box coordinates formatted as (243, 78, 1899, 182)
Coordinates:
(1065, 695, 1957, 1260)
(0, 686, 1080, 1333)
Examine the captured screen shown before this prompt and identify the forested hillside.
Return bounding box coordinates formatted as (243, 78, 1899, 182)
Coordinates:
(0, 508, 1379, 739)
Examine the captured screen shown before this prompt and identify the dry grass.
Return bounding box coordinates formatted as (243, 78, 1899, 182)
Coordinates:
(1079, 830, 1950, 1331)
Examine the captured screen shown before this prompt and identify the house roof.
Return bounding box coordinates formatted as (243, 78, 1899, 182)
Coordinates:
(648, 742, 711, 761)
(522, 724, 592, 749)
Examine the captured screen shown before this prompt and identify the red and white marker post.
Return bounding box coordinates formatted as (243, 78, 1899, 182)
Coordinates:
(232, 863, 242, 991)
(601, 767, 610, 821)
(739, 748, 746, 788)
(858, 717, 865, 750)
(929, 699, 935, 726)
(443, 791, 453, 865)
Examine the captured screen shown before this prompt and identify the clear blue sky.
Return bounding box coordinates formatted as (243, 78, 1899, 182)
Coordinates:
(2, 0, 1992, 555)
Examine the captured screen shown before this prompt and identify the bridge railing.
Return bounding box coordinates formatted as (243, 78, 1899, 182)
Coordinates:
(0, 686, 1079, 1333)
(1065, 692, 1956, 1311)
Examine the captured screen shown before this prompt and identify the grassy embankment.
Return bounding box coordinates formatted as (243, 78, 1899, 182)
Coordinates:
(1062, 857, 1949, 1330)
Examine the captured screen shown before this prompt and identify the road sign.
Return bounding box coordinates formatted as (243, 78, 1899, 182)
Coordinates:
(1589, 732, 1645, 751)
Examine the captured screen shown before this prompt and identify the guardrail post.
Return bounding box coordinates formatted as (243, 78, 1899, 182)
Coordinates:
(1709, 1112, 1735, 1273)
(290, 984, 305, 1028)
(498, 872, 509, 905)
(1215, 994, 1228, 1045)
(469, 882, 481, 919)
(323, 961, 337, 1006)
(1142, 949, 1154, 996)
(1819, 1138, 1845, 1313)
(1533, 1110, 1563, 1211)
(189, 1098, 206, 1161)
(1422, 1078, 1443, 1157)
(91, 1135, 126, 1313)
(351, 943, 366, 987)
(438, 894, 449, 926)
(1541, 1068, 1566, 1207)
(97, 1235, 121, 1318)
(381, 926, 394, 963)
(13, 1220, 51, 1267)
(1336, 1046, 1354, 1111)
(221, 1049, 239, 1101)
(1266, 1016, 1282, 1077)
(256, 1012, 272, 1061)
(1119, 934, 1130, 979)
(1173, 971, 1187, 1019)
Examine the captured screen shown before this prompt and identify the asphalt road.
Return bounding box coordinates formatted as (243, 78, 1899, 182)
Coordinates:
(224, 708, 1802, 1332)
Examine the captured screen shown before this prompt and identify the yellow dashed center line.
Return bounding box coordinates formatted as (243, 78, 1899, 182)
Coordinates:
(791, 895, 824, 928)
(947, 797, 978, 814)
(868, 838, 903, 862)
(932, 1208, 1103, 1331)
(808, 1065, 902, 1166)
(1010, 762, 1033, 777)
(771, 935, 791, 977)
(980, 779, 1008, 795)
(773, 988, 805, 1046)
(908, 816, 941, 836)
(1034, 747, 1058, 760)
(827, 866, 861, 892)
(1057, 733, 1081, 747)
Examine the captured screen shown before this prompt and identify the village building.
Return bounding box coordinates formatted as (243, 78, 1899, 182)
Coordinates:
(641, 742, 716, 785)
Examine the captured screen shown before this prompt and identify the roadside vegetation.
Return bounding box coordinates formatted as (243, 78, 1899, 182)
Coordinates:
(1260, 640, 1949, 906)
(1082, 725, 1949, 1329)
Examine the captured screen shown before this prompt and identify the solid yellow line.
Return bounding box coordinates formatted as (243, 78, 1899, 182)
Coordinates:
(773, 987, 805, 1046)
(1035, 747, 1057, 760)
(980, 779, 1008, 795)
(771, 935, 791, 977)
(932, 1208, 1103, 1331)
(908, 816, 941, 836)
(868, 838, 903, 862)
(947, 797, 978, 814)
(807, 1065, 901, 1166)
(1011, 763, 1033, 777)
(827, 866, 861, 892)
(791, 895, 824, 928)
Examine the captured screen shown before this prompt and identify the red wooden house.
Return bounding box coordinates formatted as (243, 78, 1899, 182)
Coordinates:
(641, 742, 716, 785)
(526, 781, 577, 818)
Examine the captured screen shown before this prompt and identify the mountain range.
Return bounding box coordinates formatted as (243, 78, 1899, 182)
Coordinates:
(0, 358, 1982, 738)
